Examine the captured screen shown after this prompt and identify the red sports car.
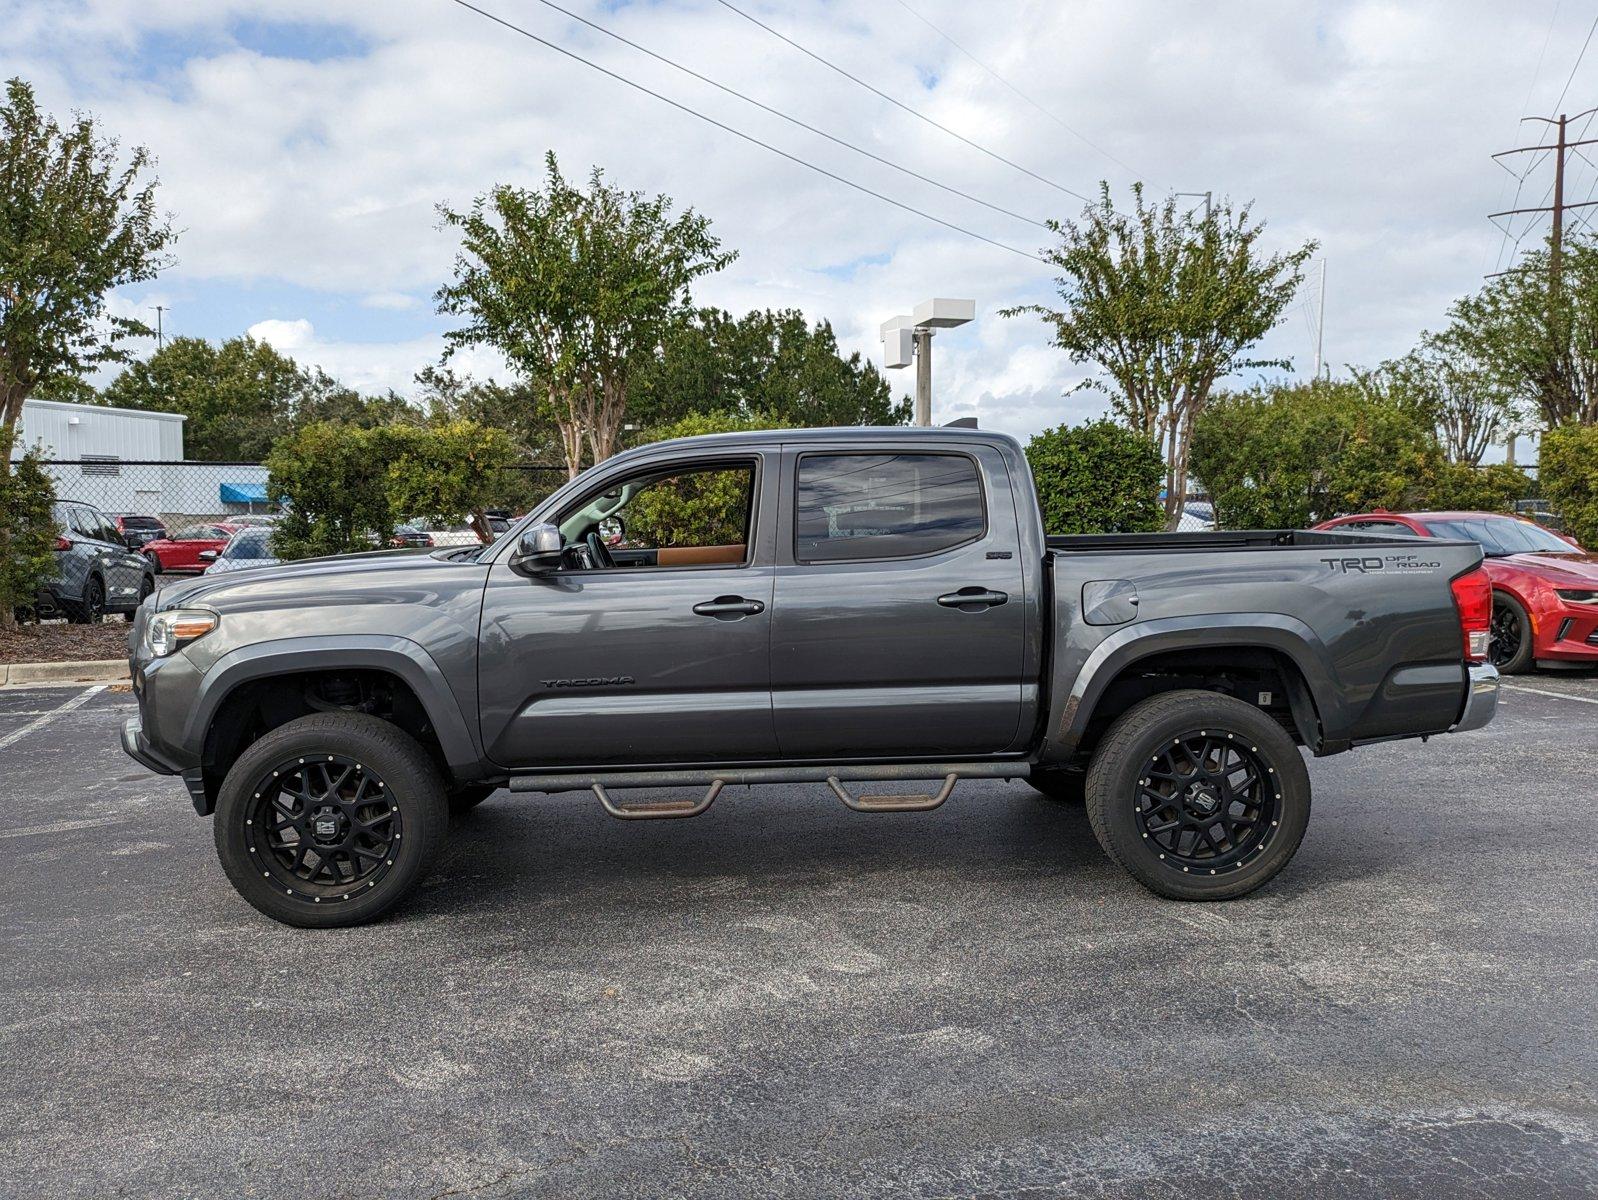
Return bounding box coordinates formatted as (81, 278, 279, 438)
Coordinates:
(141, 522, 242, 575)
(1314, 510, 1597, 673)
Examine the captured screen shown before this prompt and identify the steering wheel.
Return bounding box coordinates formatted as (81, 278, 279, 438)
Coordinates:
(585, 530, 615, 570)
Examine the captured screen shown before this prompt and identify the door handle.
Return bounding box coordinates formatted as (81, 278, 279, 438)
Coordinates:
(937, 587, 1009, 611)
(693, 595, 765, 618)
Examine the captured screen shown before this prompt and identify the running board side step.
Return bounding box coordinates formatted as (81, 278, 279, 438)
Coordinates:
(508, 762, 1025, 821)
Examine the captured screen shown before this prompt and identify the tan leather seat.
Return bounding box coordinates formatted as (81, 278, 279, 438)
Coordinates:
(655, 544, 747, 567)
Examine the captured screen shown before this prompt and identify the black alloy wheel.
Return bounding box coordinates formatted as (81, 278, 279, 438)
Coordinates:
(1489, 593, 1533, 674)
(244, 756, 403, 901)
(1133, 733, 1279, 874)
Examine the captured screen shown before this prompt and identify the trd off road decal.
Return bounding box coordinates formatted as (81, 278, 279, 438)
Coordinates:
(1320, 552, 1441, 574)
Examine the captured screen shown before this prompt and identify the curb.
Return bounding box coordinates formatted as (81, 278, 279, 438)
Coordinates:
(0, 659, 130, 687)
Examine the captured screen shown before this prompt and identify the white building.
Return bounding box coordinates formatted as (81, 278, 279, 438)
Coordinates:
(12, 398, 272, 521)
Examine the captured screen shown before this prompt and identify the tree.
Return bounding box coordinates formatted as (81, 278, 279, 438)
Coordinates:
(0, 436, 56, 626)
(1448, 234, 1598, 428)
(0, 78, 174, 462)
(1191, 381, 1441, 529)
(1356, 327, 1523, 466)
(1024, 420, 1164, 535)
(437, 153, 734, 479)
(101, 335, 416, 459)
(1539, 424, 1598, 549)
(1004, 184, 1314, 528)
(629, 308, 910, 432)
(384, 420, 516, 544)
(266, 423, 399, 560)
(626, 412, 793, 548)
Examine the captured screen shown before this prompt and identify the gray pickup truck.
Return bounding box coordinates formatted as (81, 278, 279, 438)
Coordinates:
(121, 427, 1499, 927)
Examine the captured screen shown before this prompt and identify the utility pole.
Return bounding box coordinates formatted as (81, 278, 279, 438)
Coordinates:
(1488, 107, 1598, 284)
(1175, 190, 1212, 222)
(1312, 259, 1326, 379)
(880, 299, 975, 426)
(152, 305, 167, 350)
(913, 328, 933, 427)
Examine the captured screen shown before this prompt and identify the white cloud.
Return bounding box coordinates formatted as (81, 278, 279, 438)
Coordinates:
(3, 0, 1587, 442)
(246, 318, 509, 395)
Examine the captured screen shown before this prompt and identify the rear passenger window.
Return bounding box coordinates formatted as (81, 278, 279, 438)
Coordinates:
(795, 453, 984, 562)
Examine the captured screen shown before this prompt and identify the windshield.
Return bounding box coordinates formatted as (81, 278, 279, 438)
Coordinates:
(1424, 517, 1576, 556)
(224, 529, 275, 560)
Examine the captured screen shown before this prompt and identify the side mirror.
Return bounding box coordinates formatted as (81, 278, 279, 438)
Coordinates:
(198, 549, 219, 562)
(509, 523, 564, 574)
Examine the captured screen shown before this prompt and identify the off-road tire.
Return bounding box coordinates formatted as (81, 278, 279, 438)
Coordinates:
(213, 713, 449, 928)
(1026, 768, 1085, 804)
(1085, 689, 1311, 901)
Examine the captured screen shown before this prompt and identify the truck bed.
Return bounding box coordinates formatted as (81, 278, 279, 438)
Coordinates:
(1046, 529, 1421, 553)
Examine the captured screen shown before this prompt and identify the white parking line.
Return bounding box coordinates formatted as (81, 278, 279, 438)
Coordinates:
(0, 684, 107, 753)
(0, 815, 126, 839)
(1500, 683, 1598, 707)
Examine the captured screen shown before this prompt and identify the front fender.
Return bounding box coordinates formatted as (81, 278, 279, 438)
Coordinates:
(183, 635, 482, 774)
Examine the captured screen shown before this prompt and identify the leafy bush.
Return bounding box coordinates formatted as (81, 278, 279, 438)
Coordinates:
(1540, 424, 1598, 548)
(1024, 420, 1164, 535)
(0, 443, 59, 623)
(385, 420, 516, 540)
(1191, 382, 1441, 529)
(1425, 461, 1532, 514)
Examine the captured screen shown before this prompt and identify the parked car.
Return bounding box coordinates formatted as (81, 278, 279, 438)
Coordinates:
(390, 517, 507, 548)
(141, 523, 242, 574)
(34, 499, 155, 623)
(108, 513, 168, 549)
(202, 527, 280, 575)
(123, 427, 1497, 928)
(1314, 509, 1597, 673)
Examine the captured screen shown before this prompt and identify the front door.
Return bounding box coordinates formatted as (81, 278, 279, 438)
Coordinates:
(770, 445, 1029, 759)
(478, 451, 778, 769)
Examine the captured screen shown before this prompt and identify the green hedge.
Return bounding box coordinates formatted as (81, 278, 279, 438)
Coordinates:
(1, 444, 59, 621)
(1025, 420, 1164, 535)
(1540, 424, 1598, 548)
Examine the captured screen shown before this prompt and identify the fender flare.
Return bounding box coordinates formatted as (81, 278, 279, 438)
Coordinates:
(1055, 613, 1338, 754)
(183, 635, 480, 773)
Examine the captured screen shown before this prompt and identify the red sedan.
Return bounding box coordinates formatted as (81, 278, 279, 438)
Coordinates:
(1314, 510, 1597, 673)
(141, 522, 242, 575)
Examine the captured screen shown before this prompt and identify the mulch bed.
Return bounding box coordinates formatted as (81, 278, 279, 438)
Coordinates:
(0, 621, 132, 665)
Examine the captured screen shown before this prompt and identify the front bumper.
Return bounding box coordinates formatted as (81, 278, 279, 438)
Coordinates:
(1449, 662, 1499, 734)
(121, 713, 181, 775)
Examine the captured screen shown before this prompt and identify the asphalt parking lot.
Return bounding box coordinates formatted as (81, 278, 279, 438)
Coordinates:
(2, 676, 1596, 1199)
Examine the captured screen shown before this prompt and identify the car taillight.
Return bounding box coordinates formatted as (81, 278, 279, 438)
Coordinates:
(54, 536, 72, 551)
(1450, 568, 1492, 663)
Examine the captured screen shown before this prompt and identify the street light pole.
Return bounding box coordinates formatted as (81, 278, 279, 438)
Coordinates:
(880, 298, 974, 427)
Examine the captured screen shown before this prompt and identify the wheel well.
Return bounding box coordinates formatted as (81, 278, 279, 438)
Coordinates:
(200, 669, 448, 811)
(1074, 645, 1321, 762)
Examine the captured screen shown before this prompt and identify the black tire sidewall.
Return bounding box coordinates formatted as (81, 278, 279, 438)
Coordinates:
(1087, 691, 1311, 900)
(1492, 592, 1534, 674)
(213, 713, 449, 928)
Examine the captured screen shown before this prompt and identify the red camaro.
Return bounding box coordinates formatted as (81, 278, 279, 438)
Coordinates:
(1313, 510, 1597, 673)
(141, 522, 242, 575)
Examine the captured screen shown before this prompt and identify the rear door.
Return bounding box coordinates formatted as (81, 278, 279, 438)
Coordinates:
(769, 443, 1029, 759)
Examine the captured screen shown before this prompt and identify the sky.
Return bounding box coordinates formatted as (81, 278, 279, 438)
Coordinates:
(3, 0, 1595, 449)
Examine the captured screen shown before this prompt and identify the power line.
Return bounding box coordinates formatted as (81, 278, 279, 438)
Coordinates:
(887, 0, 1152, 186)
(444, 0, 1051, 265)
(1490, 2, 1572, 273)
(510, 0, 1046, 229)
(712, 0, 1097, 205)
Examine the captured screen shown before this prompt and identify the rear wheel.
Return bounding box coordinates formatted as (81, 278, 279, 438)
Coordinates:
(62, 574, 106, 624)
(212, 713, 449, 928)
(1489, 592, 1534, 674)
(144, 551, 162, 575)
(1085, 689, 1311, 900)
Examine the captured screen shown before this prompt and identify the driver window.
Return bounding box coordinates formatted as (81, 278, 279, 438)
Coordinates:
(559, 460, 756, 569)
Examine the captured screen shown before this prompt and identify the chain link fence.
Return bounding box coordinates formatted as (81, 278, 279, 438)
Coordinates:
(32, 459, 570, 528)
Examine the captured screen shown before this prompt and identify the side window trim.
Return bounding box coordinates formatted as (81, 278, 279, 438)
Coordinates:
(791, 449, 988, 565)
(550, 454, 764, 575)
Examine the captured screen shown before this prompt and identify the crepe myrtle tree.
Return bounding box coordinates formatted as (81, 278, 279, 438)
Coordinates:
(436, 152, 735, 479)
(0, 77, 174, 466)
(1004, 184, 1313, 529)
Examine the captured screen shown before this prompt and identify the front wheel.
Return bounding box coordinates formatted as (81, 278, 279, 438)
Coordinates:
(1489, 592, 1534, 674)
(212, 713, 450, 927)
(1085, 690, 1311, 901)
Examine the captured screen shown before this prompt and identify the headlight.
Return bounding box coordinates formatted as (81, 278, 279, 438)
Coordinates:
(1555, 588, 1598, 605)
(145, 608, 218, 657)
